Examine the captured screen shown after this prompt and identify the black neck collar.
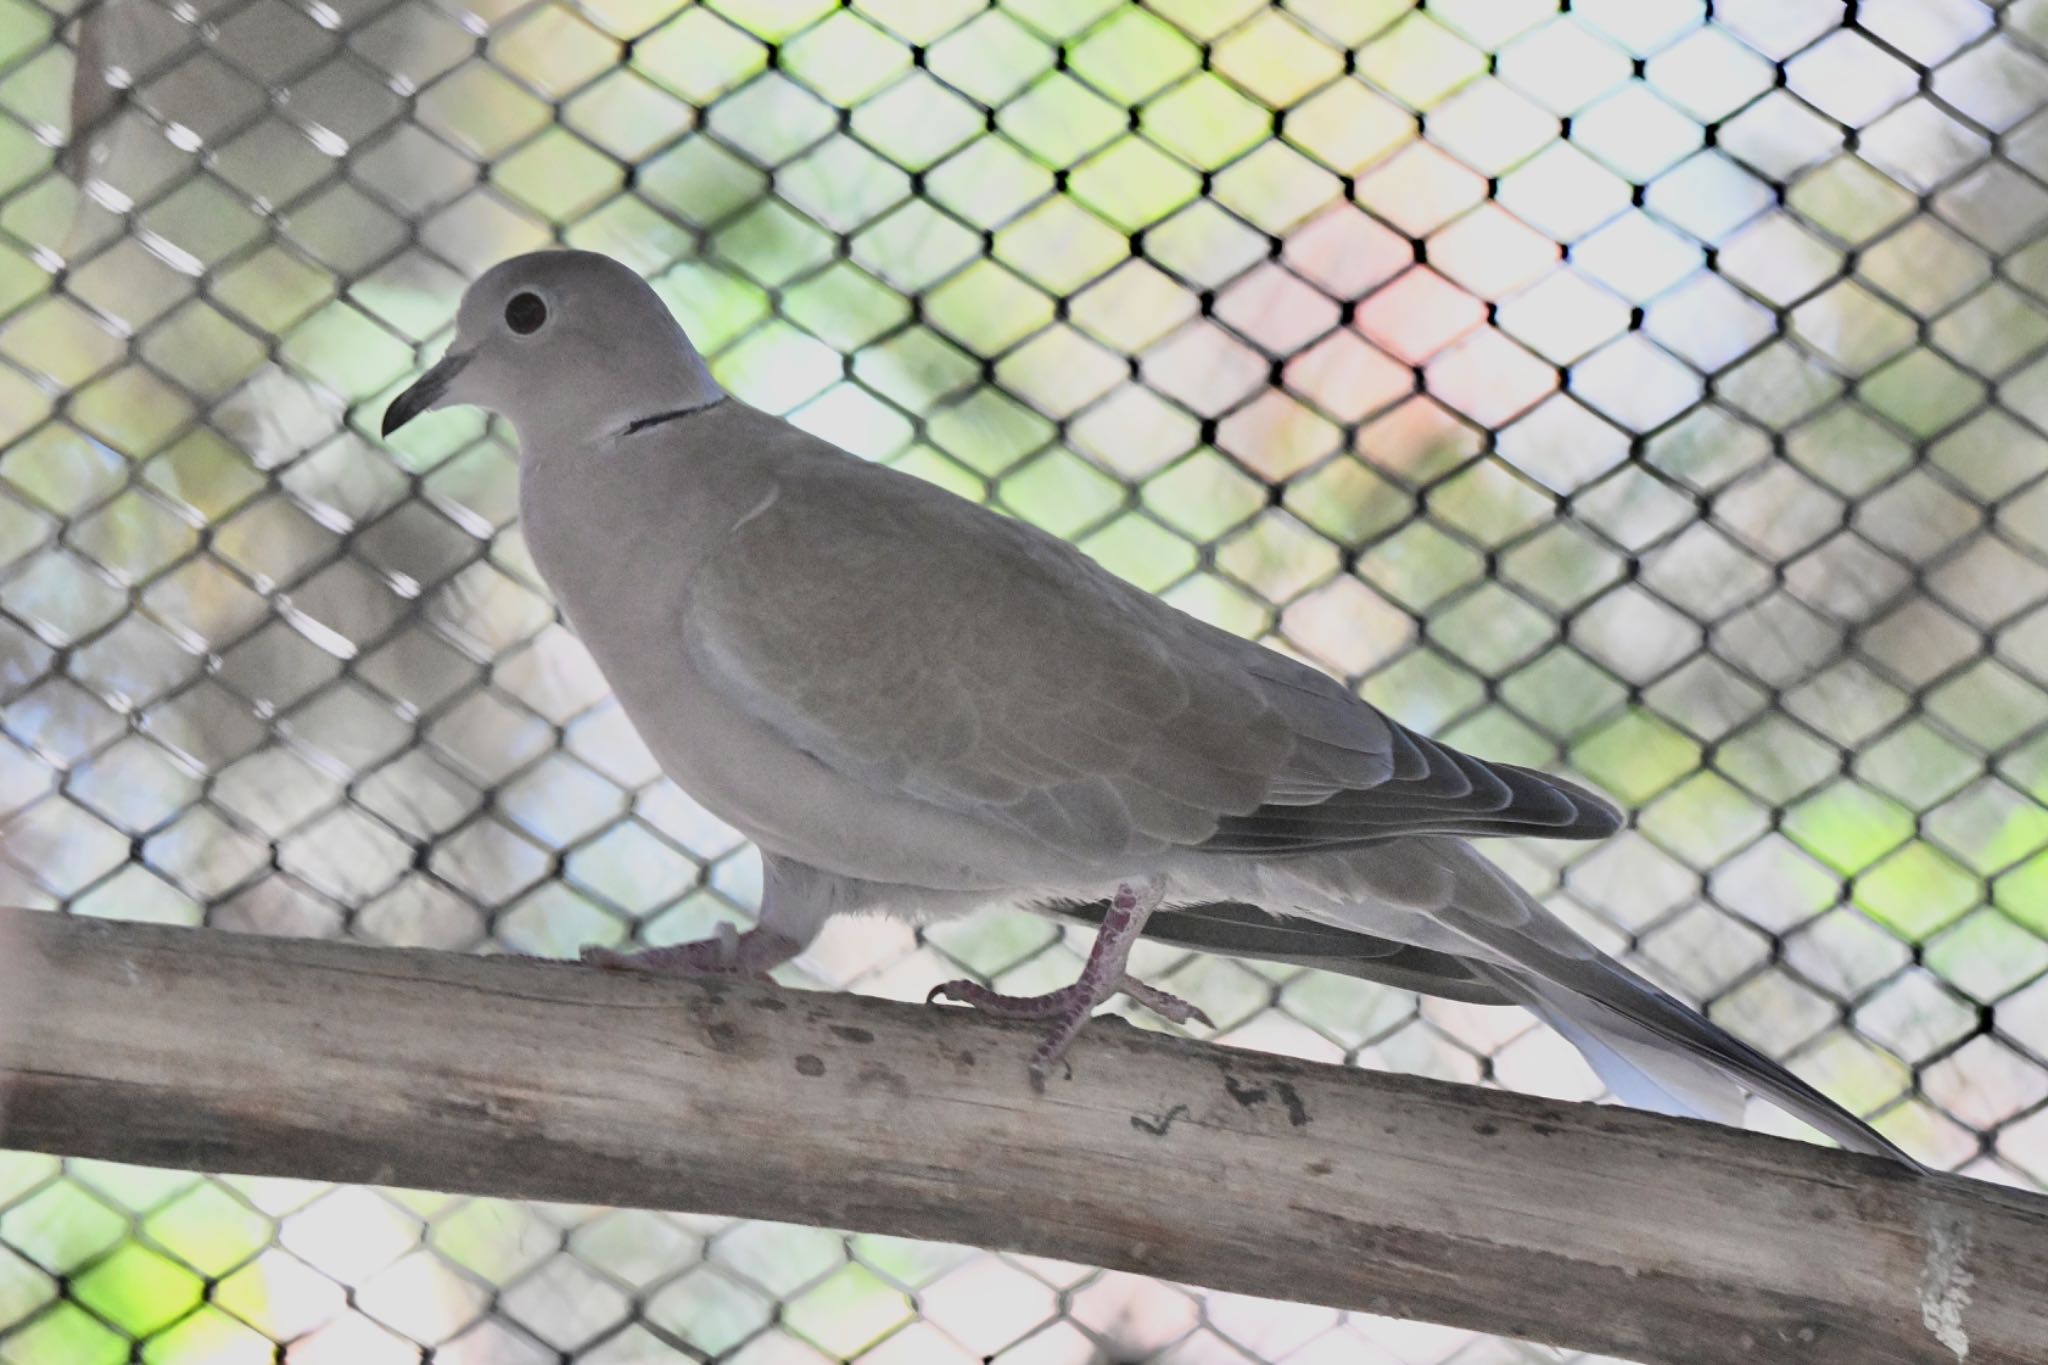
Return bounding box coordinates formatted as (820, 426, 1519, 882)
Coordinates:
(620, 395, 727, 436)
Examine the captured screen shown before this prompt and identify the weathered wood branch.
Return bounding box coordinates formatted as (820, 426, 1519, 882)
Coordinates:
(0, 906, 2040, 1363)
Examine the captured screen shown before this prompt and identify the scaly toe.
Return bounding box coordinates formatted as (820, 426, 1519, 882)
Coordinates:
(926, 964, 1202, 1078)
(1120, 978, 1212, 1028)
(1026, 1001, 1099, 1080)
(926, 978, 1081, 1021)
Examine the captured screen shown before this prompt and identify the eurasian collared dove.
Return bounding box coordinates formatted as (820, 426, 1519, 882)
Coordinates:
(385, 249, 1918, 1166)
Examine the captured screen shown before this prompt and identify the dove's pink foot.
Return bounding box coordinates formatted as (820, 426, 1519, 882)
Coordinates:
(580, 923, 803, 980)
(927, 879, 1207, 1079)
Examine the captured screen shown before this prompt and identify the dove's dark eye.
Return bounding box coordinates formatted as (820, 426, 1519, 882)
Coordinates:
(505, 292, 548, 334)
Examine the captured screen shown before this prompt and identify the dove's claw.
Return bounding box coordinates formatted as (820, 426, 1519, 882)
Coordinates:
(926, 878, 1205, 1077)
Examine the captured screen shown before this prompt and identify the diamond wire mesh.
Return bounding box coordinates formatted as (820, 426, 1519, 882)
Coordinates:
(0, 0, 2044, 1360)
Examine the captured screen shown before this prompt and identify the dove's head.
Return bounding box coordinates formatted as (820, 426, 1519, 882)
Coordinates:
(382, 250, 722, 452)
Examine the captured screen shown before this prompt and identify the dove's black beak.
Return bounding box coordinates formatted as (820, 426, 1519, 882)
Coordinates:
(381, 350, 471, 437)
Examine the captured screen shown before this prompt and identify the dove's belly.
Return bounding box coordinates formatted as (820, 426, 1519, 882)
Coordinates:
(609, 644, 1131, 892)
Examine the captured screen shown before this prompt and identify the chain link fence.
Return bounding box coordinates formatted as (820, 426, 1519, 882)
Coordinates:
(0, 0, 2044, 1360)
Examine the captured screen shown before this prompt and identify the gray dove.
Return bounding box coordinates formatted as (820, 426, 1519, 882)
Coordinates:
(384, 250, 1916, 1166)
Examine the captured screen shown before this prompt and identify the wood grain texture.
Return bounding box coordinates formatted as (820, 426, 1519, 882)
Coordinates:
(0, 906, 2040, 1364)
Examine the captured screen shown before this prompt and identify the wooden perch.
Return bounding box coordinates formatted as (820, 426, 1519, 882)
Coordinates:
(0, 907, 2042, 1364)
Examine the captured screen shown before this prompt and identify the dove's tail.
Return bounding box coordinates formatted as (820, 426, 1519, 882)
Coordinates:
(1495, 971, 1743, 1125)
(1143, 838, 1924, 1168)
(1118, 841, 1923, 1166)
(1477, 961, 1922, 1168)
(1396, 839, 1927, 1168)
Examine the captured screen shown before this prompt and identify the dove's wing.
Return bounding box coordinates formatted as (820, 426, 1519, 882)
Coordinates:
(680, 425, 1618, 860)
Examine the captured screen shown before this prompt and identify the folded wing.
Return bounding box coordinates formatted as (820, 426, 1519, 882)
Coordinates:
(684, 432, 1618, 859)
